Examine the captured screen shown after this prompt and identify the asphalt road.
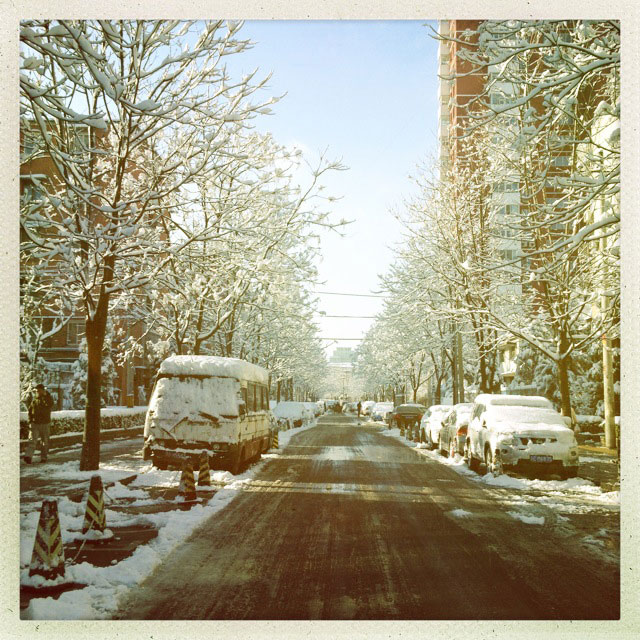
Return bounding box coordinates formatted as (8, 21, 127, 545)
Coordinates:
(114, 415, 619, 620)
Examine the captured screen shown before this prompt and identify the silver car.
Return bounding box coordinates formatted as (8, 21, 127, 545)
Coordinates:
(466, 394, 580, 478)
(439, 403, 473, 456)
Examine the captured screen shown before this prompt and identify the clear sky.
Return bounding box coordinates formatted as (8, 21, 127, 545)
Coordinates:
(227, 20, 440, 358)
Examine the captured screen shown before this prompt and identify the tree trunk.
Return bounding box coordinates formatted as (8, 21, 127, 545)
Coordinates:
(434, 378, 442, 404)
(80, 306, 108, 471)
(276, 379, 281, 403)
(557, 353, 572, 418)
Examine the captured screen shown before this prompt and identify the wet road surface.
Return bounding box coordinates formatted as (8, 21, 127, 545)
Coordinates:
(114, 415, 619, 620)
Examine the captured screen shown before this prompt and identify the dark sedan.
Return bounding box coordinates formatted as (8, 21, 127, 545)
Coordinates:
(389, 403, 427, 429)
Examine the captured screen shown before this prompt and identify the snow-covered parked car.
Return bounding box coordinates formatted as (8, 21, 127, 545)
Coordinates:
(304, 401, 322, 417)
(465, 394, 580, 479)
(420, 404, 452, 450)
(143, 355, 272, 474)
(371, 401, 394, 423)
(272, 401, 315, 430)
(362, 400, 376, 416)
(438, 403, 473, 457)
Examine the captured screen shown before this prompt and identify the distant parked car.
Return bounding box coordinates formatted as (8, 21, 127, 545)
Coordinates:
(371, 402, 394, 423)
(272, 401, 314, 430)
(465, 394, 580, 479)
(390, 404, 427, 430)
(420, 404, 452, 451)
(304, 401, 322, 417)
(439, 403, 474, 457)
(362, 400, 376, 416)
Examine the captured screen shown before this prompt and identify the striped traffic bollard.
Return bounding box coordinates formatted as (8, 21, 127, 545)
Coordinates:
(178, 461, 197, 501)
(29, 500, 65, 580)
(198, 452, 212, 488)
(82, 474, 106, 534)
(272, 431, 279, 449)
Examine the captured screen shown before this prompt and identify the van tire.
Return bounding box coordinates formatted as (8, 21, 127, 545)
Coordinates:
(230, 446, 245, 475)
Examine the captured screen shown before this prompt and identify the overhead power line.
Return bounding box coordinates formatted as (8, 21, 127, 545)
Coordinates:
(318, 315, 377, 319)
(314, 291, 387, 298)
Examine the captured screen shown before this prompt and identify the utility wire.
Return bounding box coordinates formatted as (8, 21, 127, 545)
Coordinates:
(318, 315, 377, 319)
(314, 291, 387, 298)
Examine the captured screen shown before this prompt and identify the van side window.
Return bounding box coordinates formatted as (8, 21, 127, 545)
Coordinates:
(247, 383, 255, 412)
(261, 386, 268, 410)
(240, 387, 247, 416)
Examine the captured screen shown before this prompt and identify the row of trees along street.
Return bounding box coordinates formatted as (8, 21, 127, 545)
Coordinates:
(20, 20, 346, 469)
(356, 20, 620, 447)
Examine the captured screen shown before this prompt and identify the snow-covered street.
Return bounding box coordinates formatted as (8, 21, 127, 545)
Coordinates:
(20, 415, 619, 620)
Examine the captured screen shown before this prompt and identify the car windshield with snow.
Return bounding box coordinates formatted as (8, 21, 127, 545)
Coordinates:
(143, 355, 272, 474)
(465, 394, 579, 479)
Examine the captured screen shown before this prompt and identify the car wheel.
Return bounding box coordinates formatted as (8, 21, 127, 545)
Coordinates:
(485, 447, 503, 477)
(449, 439, 456, 459)
(465, 442, 479, 472)
(230, 446, 245, 475)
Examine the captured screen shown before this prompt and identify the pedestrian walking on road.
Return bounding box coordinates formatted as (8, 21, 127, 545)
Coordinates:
(25, 383, 53, 464)
(357, 401, 362, 418)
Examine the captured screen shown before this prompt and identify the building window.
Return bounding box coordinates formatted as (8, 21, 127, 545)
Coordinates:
(499, 249, 516, 261)
(67, 319, 85, 346)
(493, 181, 519, 193)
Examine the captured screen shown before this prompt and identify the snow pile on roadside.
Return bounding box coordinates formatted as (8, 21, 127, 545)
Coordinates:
(508, 511, 545, 525)
(448, 508, 473, 518)
(20, 406, 148, 421)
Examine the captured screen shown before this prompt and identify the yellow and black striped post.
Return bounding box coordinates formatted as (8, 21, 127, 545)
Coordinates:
(29, 500, 65, 579)
(272, 431, 279, 449)
(82, 474, 106, 534)
(178, 461, 197, 501)
(198, 452, 211, 488)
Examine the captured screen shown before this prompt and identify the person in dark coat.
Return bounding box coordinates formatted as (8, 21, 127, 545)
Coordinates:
(357, 401, 362, 418)
(25, 383, 54, 464)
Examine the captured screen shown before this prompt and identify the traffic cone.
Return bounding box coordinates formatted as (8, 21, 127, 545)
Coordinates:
(82, 474, 106, 534)
(29, 500, 65, 580)
(198, 452, 211, 488)
(272, 431, 279, 449)
(178, 460, 197, 501)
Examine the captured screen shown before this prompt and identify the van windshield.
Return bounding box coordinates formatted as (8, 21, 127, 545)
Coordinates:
(152, 376, 240, 422)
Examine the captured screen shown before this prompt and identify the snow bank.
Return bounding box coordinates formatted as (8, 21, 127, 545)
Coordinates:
(158, 355, 268, 385)
(508, 511, 545, 525)
(20, 406, 148, 422)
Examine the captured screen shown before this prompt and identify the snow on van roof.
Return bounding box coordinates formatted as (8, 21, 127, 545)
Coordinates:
(158, 355, 269, 385)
